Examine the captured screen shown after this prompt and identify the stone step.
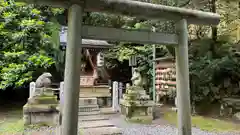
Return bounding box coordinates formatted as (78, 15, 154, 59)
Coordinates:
(81, 127, 122, 135)
(80, 93, 111, 98)
(79, 105, 100, 112)
(79, 120, 115, 129)
(78, 111, 100, 116)
(79, 115, 108, 121)
(79, 98, 98, 106)
(79, 104, 99, 108)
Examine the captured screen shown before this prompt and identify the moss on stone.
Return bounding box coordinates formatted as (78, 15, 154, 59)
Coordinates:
(25, 122, 54, 129)
(35, 96, 58, 104)
(28, 95, 58, 104)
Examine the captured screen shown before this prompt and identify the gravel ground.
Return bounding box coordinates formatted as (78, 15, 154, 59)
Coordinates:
(21, 114, 240, 135)
(108, 114, 240, 135)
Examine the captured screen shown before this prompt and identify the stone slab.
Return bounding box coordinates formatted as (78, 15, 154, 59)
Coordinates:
(79, 97, 98, 106)
(79, 115, 108, 121)
(79, 104, 99, 108)
(120, 99, 154, 107)
(23, 104, 58, 113)
(79, 105, 99, 111)
(80, 85, 109, 88)
(122, 94, 150, 100)
(79, 108, 100, 112)
(126, 90, 145, 95)
(79, 120, 115, 129)
(81, 127, 122, 135)
(78, 110, 100, 116)
(80, 93, 111, 98)
(28, 96, 58, 104)
(100, 107, 118, 114)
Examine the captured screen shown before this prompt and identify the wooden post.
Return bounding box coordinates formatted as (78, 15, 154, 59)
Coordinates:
(62, 4, 82, 135)
(175, 19, 192, 135)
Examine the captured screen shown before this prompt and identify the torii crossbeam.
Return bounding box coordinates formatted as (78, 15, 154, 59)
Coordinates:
(16, 0, 220, 135)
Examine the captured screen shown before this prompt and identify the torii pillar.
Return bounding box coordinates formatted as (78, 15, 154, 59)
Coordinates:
(175, 19, 191, 135)
(62, 4, 82, 135)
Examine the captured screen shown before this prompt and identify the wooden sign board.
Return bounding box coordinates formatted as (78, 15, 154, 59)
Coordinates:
(155, 59, 176, 94)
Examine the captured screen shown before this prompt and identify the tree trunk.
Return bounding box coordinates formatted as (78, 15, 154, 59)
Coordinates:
(211, 0, 217, 40)
(210, 0, 217, 57)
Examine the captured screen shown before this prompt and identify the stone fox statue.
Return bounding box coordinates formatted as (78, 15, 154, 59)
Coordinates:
(35, 72, 52, 88)
(131, 68, 143, 87)
(131, 68, 148, 88)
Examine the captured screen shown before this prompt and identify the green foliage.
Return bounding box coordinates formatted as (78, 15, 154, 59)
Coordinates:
(0, 1, 64, 90)
(189, 40, 240, 104)
(104, 21, 169, 92)
(0, 119, 24, 134)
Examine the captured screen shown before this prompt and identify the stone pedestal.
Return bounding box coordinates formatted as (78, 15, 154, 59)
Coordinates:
(120, 86, 154, 123)
(79, 85, 111, 107)
(23, 93, 60, 126)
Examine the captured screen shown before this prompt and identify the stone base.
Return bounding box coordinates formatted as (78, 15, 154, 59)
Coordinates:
(78, 97, 101, 116)
(120, 87, 154, 123)
(23, 103, 59, 126)
(23, 94, 59, 126)
(79, 96, 111, 108)
(120, 104, 153, 123)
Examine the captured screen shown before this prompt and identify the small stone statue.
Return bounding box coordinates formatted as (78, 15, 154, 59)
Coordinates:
(35, 72, 52, 96)
(36, 72, 52, 88)
(131, 68, 143, 87)
(126, 83, 131, 89)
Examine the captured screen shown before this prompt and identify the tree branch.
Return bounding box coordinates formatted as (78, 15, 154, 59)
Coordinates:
(179, 0, 191, 7)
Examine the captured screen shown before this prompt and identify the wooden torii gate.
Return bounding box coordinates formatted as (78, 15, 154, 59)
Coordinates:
(16, 0, 220, 135)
